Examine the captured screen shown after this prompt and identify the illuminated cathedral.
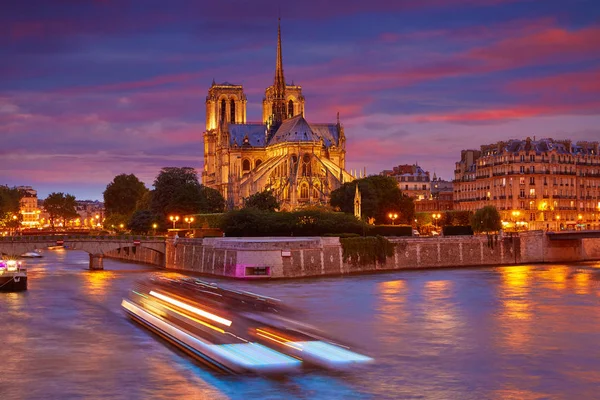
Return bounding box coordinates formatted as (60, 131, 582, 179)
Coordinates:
(202, 20, 354, 210)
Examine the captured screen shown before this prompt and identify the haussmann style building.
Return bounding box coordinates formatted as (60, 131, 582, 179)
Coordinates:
(453, 138, 600, 231)
(202, 21, 353, 210)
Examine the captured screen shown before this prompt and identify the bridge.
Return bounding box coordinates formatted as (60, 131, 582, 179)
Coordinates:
(546, 230, 600, 240)
(0, 235, 166, 270)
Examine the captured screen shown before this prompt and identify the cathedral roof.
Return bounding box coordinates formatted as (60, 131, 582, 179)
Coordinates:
(229, 124, 266, 147)
(269, 115, 339, 147)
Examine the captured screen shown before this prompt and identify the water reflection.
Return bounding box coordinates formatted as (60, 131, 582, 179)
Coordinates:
(1, 251, 600, 399)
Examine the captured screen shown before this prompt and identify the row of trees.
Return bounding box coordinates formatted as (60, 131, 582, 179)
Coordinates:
(103, 167, 225, 233)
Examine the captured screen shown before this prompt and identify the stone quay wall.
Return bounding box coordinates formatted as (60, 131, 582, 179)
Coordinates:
(104, 246, 165, 267)
(164, 232, 600, 279)
(103, 233, 600, 278)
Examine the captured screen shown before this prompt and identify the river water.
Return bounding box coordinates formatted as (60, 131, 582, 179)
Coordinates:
(1, 250, 600, 399)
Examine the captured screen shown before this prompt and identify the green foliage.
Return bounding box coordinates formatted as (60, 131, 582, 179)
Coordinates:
(127, 210, 157, 234)
(330, 176, 414, 224)
(198, 185, 226, 213)
(103, 213, 130, 232)
(151, 167, 225, 216)
(220, 209, 366, 237)
(444, 210, 473, 226)
(0, 186, 23, 229)
(442, 225, 474, 236)
(103, 174, 148, 216)
(136, 190, 153, 211)
(340, 236, 395, 266)
(471, 206, 502, 233)
(243, 189, 280, 212)
(367, 225, 413, 237)
(43, 192, 78, 228)
(194, 213, 225, 228)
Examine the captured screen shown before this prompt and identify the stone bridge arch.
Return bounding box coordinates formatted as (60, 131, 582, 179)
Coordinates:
(0, 236, 166, 270)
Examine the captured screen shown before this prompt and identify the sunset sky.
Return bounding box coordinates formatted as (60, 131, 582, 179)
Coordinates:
(2, 0, 599, 200)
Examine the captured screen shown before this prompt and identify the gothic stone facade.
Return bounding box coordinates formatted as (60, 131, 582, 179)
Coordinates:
(202, 23, 352, 210)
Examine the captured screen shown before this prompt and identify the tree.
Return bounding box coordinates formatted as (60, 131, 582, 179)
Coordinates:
(199, 186, 226, 213)
(104, 174, 148, 216)
(0, 186, 23, 230)
(127, 210, 156, 234)
(43, 192, 78, 229)
(471, 205, 502, 234)
(330, 176, 413, 224)
(136, 190, 153, 211)
(243, 189, 280, 212)
(104, 213, 130, 233)
(151, 167, 225, 217)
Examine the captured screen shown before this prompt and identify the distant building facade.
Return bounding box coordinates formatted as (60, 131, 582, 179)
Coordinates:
(17, 186, 40, 228)
(381, 164, 431, 200)
(75, 200, 106, 228)
(202, 21, 352, 210)
(454, 138, 600, 231)
(415, 175, 454, 212)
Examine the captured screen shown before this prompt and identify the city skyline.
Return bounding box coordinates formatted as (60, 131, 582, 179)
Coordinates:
(2, 0, 599, 200)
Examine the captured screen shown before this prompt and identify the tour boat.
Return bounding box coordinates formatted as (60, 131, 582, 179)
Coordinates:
(21, 251, 43, 258)
(0, 260, 27, 292)
(122, 277, 372, 373)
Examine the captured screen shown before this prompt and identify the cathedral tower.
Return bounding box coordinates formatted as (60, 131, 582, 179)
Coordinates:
(205, 82, 247, 131)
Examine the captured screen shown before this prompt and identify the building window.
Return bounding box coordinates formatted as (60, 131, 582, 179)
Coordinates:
(422, 184, 426, 190)
(230, 99, 236, 123)
(288, 100, 294, 118)
(530, 155, 535, 162)
(220, 99, 226, 122)
(300, 184, 309, 199)
(242, 159, 251, 172)
(520, 177, 525, 185)
(520, 155, 525, 162)
(520, 166, 525, 173)
(255, 159, 262, 168)
(529, 188, 535, 197)
(530, 177, 535, 185)
(520, 189, 525, 198)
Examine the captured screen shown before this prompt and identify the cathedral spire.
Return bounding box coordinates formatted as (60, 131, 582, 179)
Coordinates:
(274, 18, 285, 96)
(271, 18, 287, 128)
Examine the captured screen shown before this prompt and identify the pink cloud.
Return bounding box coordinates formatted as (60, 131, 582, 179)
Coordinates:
(413, 101, 600, 124)
(508, 68, 600, 95)
(468, 25, 600, 67)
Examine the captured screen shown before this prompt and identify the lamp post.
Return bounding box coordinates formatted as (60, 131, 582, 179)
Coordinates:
(184, 216, 195, 230)
(169, 215, 180, 229)
(556, 214, 561, 231)
(511, 210, 520, 231)
(432, 213, 441, 229)
(388, 212, 398, 225)
(152, 223, 157, 236)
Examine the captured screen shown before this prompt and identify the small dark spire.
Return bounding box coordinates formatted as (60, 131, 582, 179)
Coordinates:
(212, 78, 216, 86)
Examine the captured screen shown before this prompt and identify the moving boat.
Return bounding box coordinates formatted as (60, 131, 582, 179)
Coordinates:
(21, 251, 43, 258)
(122, 277, 372, 373)
(0, 260, 27, 292)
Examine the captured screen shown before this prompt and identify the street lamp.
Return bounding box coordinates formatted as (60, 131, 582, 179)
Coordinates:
(388, 212, 398, 225)
(184, 216, 195, 229)
(432, 213, 441, 229)
(169, 215, 180, 229)
(511, 210, 521, 231)
(152, 223, 157, 236)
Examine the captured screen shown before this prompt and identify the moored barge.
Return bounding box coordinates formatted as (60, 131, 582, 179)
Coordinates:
(0, 260, 27, 292)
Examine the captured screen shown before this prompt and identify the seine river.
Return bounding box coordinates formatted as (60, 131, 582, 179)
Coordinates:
(2, 250, 600, 399)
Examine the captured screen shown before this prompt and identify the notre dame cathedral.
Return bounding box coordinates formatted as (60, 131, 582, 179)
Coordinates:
(202, 20, 353, 210)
